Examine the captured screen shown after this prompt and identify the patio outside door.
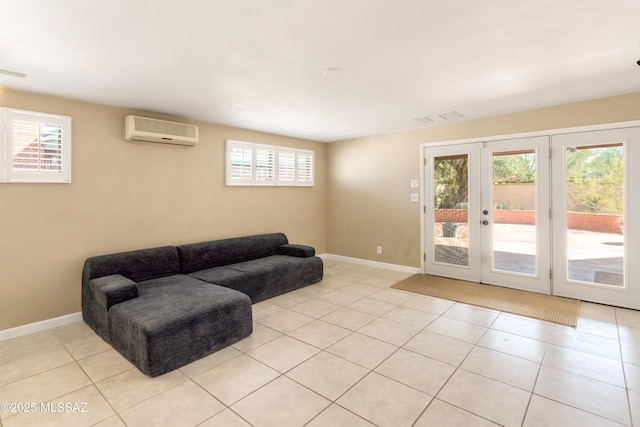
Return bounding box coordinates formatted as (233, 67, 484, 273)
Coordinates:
(424, 136, 551, 294)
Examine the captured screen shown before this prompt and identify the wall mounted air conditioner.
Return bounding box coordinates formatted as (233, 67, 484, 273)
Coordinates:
(124, 115, 198, 146)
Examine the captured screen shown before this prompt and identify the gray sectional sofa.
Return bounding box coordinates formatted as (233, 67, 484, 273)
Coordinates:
(82, 232, 323, 376)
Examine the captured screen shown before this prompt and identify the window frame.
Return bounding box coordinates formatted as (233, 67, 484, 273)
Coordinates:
(225, 139, 314, 187)
(0, 108, 72, 183)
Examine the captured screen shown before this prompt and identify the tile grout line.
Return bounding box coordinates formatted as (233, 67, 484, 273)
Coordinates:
(519, 327, 551, 427)
(615, 307, 636, 427)
(523, 303, 634, 426)
(418, 304, 505, 425)
(230, 277, 429, 426)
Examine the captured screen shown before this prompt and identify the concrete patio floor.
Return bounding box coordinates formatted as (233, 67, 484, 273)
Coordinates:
(433, 223, 624, 286)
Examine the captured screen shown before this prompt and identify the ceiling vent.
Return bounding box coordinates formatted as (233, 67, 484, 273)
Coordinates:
(413, 110, 463, 125)
(412, 116, 436, 124)
(438, 111, 463, 121)
(124, 115, 198, 146)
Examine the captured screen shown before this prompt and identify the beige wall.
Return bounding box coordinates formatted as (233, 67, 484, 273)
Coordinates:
(0, 88, 326, 330)
(3, 87, 640, 330)
(327, 92, 640, 267)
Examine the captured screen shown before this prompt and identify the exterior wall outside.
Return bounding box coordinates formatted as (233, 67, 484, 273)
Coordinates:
(435, 209, 622, 234)
(493, 183, 535, 210)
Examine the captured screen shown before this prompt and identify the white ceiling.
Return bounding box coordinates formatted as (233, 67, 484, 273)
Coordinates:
(1, 0, 639, 142)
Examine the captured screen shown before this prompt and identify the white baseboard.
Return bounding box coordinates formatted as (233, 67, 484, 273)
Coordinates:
(0, 312, 83, 342)
(319, 253, 421, 274)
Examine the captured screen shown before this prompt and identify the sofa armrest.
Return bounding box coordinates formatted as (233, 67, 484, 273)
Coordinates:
(90, 274, 139, 309)
(277, 244, 315, 258)
(83, 274, 138, 341)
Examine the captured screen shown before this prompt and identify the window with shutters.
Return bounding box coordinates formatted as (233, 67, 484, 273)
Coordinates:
(277, 148, 296, 183)
(0, 108, 72, 183)
(255, 145, 275, 183)
(225, 139, 314, 186)
(297, 150, 314, 185)
(227, 140, 253, 185)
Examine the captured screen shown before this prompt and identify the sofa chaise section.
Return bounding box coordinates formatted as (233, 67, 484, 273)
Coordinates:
(81, 246, 252, 377)
(107, 274, 252, 377)
(82, 245, 181, 340)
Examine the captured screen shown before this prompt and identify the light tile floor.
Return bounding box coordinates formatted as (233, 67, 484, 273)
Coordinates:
(1, 259, 639, 426)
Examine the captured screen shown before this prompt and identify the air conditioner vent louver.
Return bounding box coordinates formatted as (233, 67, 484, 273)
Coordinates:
(124, 115, 198, 146)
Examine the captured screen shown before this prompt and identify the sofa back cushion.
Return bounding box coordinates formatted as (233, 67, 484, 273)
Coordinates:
(177, 233, 289, 274)
(82, 246, 180, 284)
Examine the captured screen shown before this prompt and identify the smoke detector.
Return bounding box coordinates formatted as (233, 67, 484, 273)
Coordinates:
(323, 67, 343, 76)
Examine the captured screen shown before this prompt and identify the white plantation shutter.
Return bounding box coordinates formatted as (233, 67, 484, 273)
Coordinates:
(226, 140, 253, 185)
(296, 149, 314, 186)
(255, 145, 275, 183)
(225, 139, 314, 186)
(1, 109, 71, 183)
(277, 148, 296, 183)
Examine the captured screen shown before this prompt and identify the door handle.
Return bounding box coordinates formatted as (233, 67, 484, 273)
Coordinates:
(482, 210, 489, 215)
(482, 220, 489, 225)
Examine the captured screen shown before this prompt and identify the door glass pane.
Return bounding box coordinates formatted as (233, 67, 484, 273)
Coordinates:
(433, 155, 469, 266)
(566, 144, 624, 286)
(491, 150, 537, 275)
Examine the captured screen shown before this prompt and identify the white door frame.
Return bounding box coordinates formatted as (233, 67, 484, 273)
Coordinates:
(419, 120, 640, 309)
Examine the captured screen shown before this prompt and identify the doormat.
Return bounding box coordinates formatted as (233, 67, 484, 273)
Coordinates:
(391, 274, 580, 327)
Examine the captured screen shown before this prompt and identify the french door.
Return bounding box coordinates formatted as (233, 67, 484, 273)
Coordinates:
(551, 127, 639, 308)
(423, 126, 640, 309)
(424, 137, 551, 294)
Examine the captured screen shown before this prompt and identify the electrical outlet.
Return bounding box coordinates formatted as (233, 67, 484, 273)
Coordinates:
(376, 246, 382, 255)
(411, 179, 419, 188)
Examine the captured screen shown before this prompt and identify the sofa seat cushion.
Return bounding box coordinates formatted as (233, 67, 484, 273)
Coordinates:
(189, 255, 323, 303)
(107, 274, 252, 377)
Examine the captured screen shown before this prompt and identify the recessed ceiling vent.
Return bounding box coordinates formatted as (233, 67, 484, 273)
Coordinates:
(437, 111, 463, 120)
(413, 110, 463, 124)
(412, 116, 435, 124)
